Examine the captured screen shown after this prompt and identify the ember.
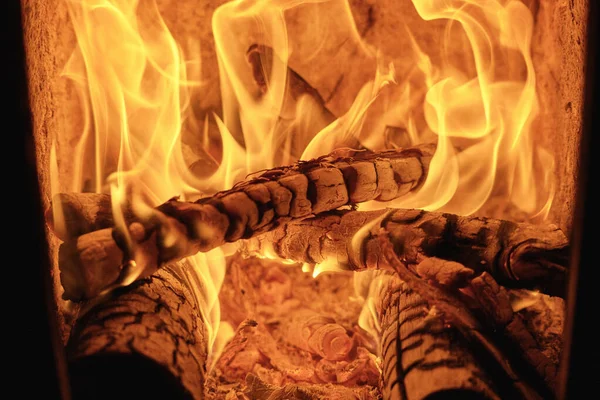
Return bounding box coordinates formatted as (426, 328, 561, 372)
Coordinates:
(206, 255, 381, 398)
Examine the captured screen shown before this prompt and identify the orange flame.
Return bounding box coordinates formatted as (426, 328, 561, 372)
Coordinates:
(359, 0, 554, 218)
(59, 0, 235, 357)
(52, 0, 554, 358)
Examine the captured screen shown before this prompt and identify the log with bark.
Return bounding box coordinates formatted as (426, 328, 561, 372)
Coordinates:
(376, 243, 560, 399)
(246, 208, 569, 296)
(67, 262, 208, 400)
(50, 144, 435, 300)
(377, 274, 502, 400)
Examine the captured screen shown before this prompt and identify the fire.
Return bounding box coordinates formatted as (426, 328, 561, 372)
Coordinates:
(52, 0, 554, 366)
(401, 0, 554, 218)
(57, 0, 236, 356)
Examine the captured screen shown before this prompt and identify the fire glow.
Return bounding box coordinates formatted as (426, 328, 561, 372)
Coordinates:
(51, 0, 554, 369)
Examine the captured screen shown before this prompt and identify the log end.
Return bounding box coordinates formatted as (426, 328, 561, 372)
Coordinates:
(508, 240, 569, 297)
(59, 228, 124, 301)
(67, 267, 207, 399)
(49, 192, 117, 240)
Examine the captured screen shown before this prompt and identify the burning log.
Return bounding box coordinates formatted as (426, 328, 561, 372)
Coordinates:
(467, 272, 558, 391)
(379, 243, 558, 399)
(247, 208, 569, 296)
(378, 275, 502, 400)
(67, 263, 208, 400)
(49, 192, 134, 240)
(52, 144, 435, 300)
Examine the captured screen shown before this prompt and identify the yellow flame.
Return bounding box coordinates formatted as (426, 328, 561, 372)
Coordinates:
(355, 270, 393, 351)
(510, 289, 541, 312)
(58, 0, 239, 355)
(53, 0, 554, 360)
(312, 258, 348, 278)
(358, 0, 553, 218)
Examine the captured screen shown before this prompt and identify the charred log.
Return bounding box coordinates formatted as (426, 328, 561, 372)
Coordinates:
(67, 264, 208, 400)
(378, 275, 500, 400)
(52, 145, 435, 300)
(247, 208, 569, 296)
(380, 242, 558, 399)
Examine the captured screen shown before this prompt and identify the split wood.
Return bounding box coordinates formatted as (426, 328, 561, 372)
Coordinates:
(52, 144, 435, 300)
(247, 208, 569, 297)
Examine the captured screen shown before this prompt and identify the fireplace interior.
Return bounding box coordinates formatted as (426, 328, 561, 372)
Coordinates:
(15, 0, 598, 399)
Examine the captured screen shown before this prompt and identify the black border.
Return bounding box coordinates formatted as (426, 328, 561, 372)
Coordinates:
(559, 1, 599, 399)
(3, 1, 70, 398)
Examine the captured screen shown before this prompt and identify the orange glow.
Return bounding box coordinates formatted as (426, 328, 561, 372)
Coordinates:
(359, 0, 554, 218)
(59, 0, 233, 357)
(52, 0, 554, 360)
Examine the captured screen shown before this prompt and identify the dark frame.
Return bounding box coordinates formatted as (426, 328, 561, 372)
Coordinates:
(558, 1, 599, 399)
(5, 1, 70, 398)
(5, 0, 597, 398)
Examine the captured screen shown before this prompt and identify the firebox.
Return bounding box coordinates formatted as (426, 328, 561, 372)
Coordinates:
(13, 0, 598, 399)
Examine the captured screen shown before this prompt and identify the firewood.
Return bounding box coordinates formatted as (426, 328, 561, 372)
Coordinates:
(509, 289, 564, 367)
(67, 263, 208, 400)
(380, 241, 556, 399)
(242, 373, 380, 400)
(417, 259, 563, 393)
(53, 144, 435, 300)
(47, 192, 134, 240)
(377, 275, 501, 400)
(467, 273, 558, 392)
(247, 208, 569, 296)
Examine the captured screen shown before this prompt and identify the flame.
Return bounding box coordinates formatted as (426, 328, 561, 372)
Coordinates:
(53, 0, 554, 362)
(510, 289, 541, 312)
(355, 270, 394, 351)
(312, 258, 349, 278)
(359, 0, 553, 218)
(58, 0, 236, 356)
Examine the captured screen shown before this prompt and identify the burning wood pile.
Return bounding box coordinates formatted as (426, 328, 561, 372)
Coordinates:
(53, 146, 568, 399)
(37, 0, 574, 399)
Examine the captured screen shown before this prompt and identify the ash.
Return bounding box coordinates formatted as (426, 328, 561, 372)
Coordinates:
(204, 254, 382, 399)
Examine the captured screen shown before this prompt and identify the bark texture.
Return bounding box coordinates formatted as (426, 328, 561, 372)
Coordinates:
(67, 264, 208, 400)
(378, 276, 500, 400)
(379, 240, 558, 399)
(54, 145, 435, 300)
(247, 208, 569, 296)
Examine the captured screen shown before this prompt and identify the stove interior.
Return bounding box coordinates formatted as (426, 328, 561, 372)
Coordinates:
(21, 0, 589, 399)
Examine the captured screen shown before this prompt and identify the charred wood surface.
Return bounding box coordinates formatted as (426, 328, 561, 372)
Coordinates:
(379, 241, 557, 399)
(67, 265, 207, 400)
(48, 192, 134, 240)
(378, 276, 500, 400)
(53, 145, 435, 300)
(248, 209, 569, 296)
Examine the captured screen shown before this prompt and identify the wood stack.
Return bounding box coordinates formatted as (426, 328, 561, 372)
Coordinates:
(53, 144, 435, 301)
(50, 146, 568, 400)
